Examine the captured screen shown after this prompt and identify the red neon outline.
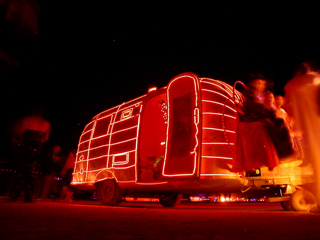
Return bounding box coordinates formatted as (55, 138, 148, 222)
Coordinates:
(203, 112, 236, 119)
(202, 100, 236, 112)
(201, 156, 233, 159)
(72, 75, 245, 187)
(163, 74, 200, 177)
(202, 88, 235, 102)
(109, 137, 137, 146)
(136, 182, 168, 185)
(201, 80, 233, 98)
(200, 173, 239, 177)
(202, 142, 234, 145)
(111, 165, 135, 170)
(203, 127, 235, 134)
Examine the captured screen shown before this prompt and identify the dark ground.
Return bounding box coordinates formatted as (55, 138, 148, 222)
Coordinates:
(1, 199, 319, 240)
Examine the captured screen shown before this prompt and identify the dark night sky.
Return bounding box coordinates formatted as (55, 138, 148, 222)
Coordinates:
(1, 1, 320, 157)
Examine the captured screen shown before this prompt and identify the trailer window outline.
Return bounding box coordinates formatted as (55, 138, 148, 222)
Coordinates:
(112, 152, 129, 166)
(121, 108, 133, 120)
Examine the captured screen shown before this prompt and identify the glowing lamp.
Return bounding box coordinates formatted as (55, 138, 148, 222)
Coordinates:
(148, 87, 157, 92)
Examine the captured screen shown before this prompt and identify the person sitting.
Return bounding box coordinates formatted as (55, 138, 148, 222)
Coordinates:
(233, 75, 295, 173)
(233, 75, 279, 172)
(264, 91, 277, 111)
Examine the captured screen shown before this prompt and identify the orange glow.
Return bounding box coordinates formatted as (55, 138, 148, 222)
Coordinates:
(148, 87, 157, 92)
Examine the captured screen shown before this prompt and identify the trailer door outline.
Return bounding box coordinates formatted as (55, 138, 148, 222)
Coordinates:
(163, 73, 201, 177)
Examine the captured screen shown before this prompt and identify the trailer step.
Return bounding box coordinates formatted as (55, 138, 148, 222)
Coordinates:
(266, 196, 290, 203)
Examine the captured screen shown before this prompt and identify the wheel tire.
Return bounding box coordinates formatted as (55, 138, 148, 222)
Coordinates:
(281, 201, 292, 211)
(290, 190, 317, 212)
(98, 179, 123, 206)
(159, 194, 182, 207)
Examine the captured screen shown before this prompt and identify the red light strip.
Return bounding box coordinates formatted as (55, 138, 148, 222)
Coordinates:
(96, 113, 113, 121)
(109, 137, 137, 146)
(73, 160, 136, 175)
(79, 155, 108, 162)
(80, 128, 93, 136)
(92, 105, 120, 120)
(111, 125, 137, 135)
(201, 156, 233, 159)
(202, 89, 236, 104)
(136, 182, 168, 185)
(201, 80, 233, 98)
(80, 143, 109, 153)
(203, 127, 235, 134)
(202, 78, 237, 98)
(203, 112, 236, 119)
(202, 142, 234, 145)
(111, 165, 135, 170)
(93, 150, 136, 163)
(200, 173, 239, 177)
(202, 100, 236, 112)
(90, 132, 109, 141)
(92, 95, 144, 120)
(120, 95, 145, 106)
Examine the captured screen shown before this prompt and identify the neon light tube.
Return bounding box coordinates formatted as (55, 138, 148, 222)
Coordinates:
(202, 100, 236, 112)
(203, 127, 235, 133)
(202, 112, 236, 119)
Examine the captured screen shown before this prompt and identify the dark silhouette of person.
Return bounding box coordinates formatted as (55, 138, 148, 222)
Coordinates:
(59, 149, 76, 202)
(41, 145, 63, 200)
(10, 106, 51, 202)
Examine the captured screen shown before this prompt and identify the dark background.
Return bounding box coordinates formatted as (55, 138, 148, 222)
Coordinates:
(1, 1, 319, 159)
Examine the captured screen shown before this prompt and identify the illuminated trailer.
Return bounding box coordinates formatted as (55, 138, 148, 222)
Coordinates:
(71, 72, 316, 210)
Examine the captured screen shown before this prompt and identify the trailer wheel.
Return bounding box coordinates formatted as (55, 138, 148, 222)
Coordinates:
(159, 194, 182, 207)
(98, 179, 123, 206)
(280, 201, 292, 211)
(289, 190, 317, 212)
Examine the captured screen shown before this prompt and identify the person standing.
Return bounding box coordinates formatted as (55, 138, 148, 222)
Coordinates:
(10, 106, 51, 202)
(59, 149, 76, 202)
(284, 61, 320, 212)
(41, 145, 63, 200)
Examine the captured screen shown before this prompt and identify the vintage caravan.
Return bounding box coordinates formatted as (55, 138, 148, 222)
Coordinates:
(71, 72, 316, 211)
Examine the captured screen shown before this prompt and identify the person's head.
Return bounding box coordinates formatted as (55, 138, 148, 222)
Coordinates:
(294, 61, 319, 76)
(264, 91, 275, 105)
(247, 73, 267, 93)
(275, 95, 285, 108)
(52, 145, 61, 155)
(250, 79, 267, 93)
